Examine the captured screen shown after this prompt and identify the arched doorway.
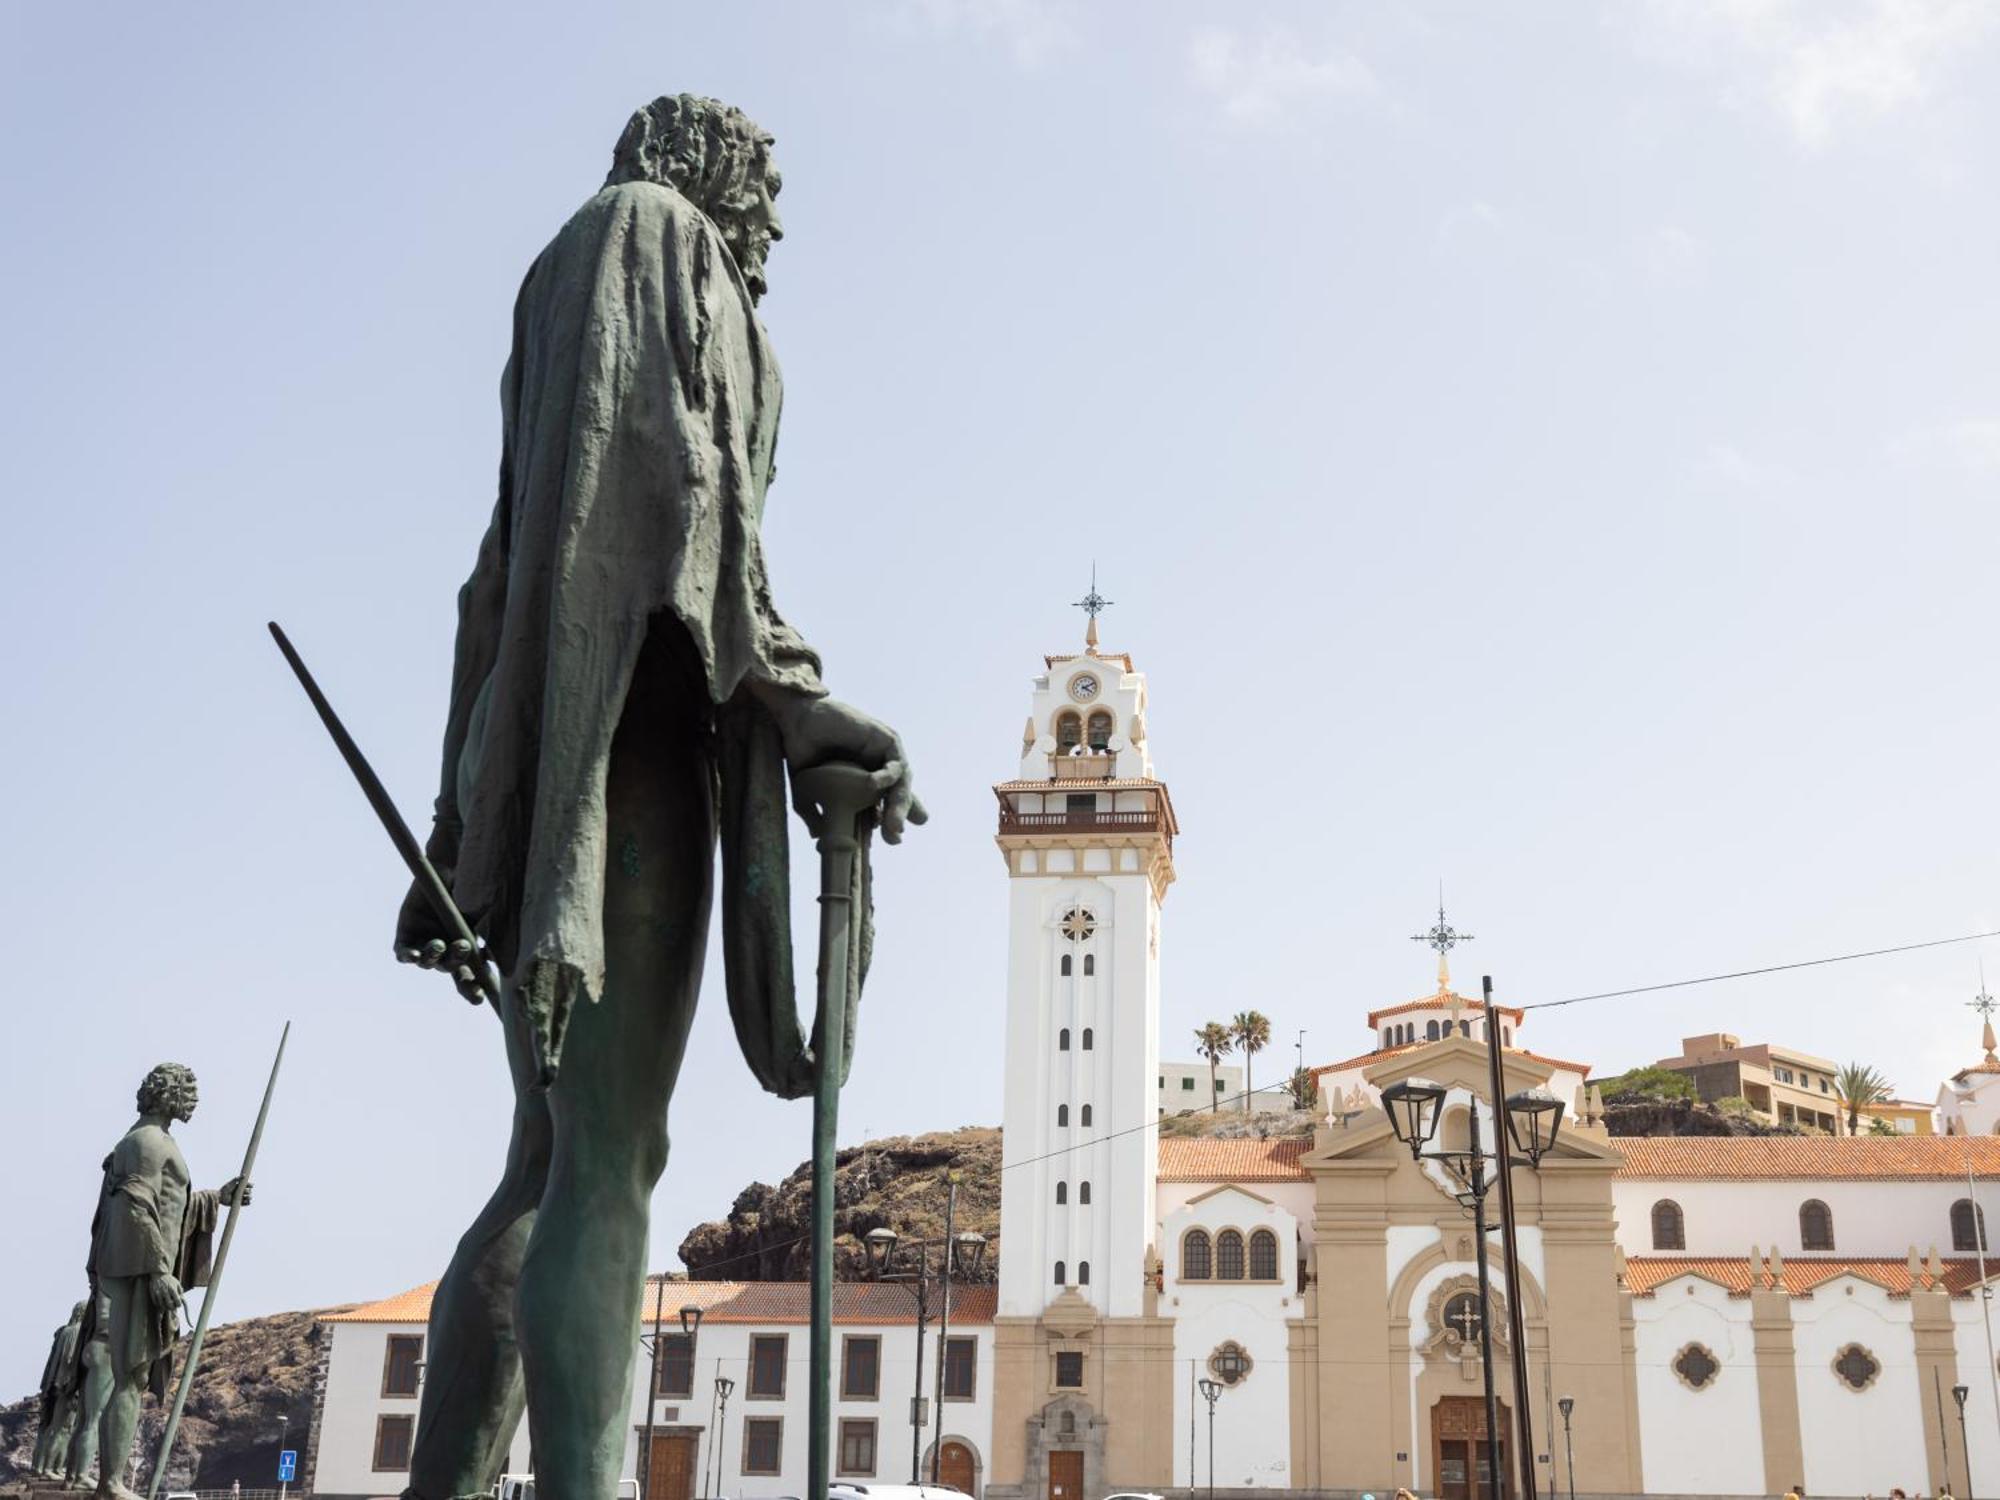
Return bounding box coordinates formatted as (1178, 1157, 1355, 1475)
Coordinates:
(938, 1439, 978, 1495)
(1431, 1396, 1509, 1500)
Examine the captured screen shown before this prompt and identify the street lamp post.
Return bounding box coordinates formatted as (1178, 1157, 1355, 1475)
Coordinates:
(277, 1415, 289, 1500)
(1955, 1383, 1973, 1500)
(1196, 1377, 1222, 1500)
(1556, 1396, 1575, 1500)
(866, 1210, 989, 1485)
(641, 1279, 665, 1500)
(1383, 1014, 1566, 1500)
(708, 1375, 733, 1500)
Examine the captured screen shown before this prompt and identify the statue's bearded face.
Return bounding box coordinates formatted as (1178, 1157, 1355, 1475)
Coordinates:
(606, 94, 784, 303)
(136, 1063, 199, 1123)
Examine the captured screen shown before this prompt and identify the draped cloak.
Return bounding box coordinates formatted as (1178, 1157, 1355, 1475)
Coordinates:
(86, 1123, 220, 1398)
(431, 178, 865, 1090)
(38, 1305, 86, 1419)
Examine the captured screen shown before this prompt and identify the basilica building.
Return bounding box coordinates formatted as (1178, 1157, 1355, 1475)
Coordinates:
(308, 625, 2000, 1500)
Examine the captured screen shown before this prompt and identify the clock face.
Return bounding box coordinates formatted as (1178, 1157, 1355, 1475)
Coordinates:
(1070, 673, 1100, 702)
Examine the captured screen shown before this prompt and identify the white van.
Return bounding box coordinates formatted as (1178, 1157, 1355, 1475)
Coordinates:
(828, 1486, 966, 1500)
(496, 1476, 639, 1500)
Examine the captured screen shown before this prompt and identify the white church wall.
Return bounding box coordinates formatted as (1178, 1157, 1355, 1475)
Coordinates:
(1629, 1279, 1766, 1496)
(1950, 1298, 2000, 1492)
(1612, 1178, 1973, 1259)
(1790, 1280, 1927, 1497)
(1157, 1179, 1313, 1228)
(1161, 1189, 1299, 1490)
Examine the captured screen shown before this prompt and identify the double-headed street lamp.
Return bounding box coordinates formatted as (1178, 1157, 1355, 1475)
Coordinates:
(1382, 976, 1565, 1500)
(864, 1179, 989, 1486)
(1196, 1377, 1222, 1500)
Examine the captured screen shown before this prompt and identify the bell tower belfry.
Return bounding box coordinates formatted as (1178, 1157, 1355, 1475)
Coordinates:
(993, 590, 1178, 1323)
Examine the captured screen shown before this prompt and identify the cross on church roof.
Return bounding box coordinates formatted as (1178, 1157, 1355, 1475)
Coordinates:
(1411, 888, 1473, 994)
(1073, 566, 1112, 649)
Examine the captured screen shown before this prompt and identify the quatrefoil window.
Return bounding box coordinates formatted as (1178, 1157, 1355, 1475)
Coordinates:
(1673, 1343, 1719, 1391)
(1833, 1343, 1880, 1392)
(1061, 908, 1097, 942)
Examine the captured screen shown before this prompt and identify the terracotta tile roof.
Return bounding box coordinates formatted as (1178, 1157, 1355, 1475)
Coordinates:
(1313, 1043, 1593, 1077)
(1367, 992, 1525, 1025)
(1626, 1256, 1988, 1299)
(1157, 1137, 1311, 1183)
(321, 1283, 441, 1323)
(322, 1279, 996, 1327)
(1614, 1136, 2000, 1180)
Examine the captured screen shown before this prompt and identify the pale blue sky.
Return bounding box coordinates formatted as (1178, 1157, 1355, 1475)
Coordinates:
(4, 1, 1998, 1392)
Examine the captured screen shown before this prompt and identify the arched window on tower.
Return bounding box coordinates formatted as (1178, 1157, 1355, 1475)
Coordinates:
(1953, 1198, 1990, 1253)
(1060, 955, 1072, 976)
(1078, 1260, 1091, 1286)
(1460, 1020, 1472, 1038)
(1249, 1229, 1279, 1280)
(1055, 1182, 1067, 1205)
(1079, 1182, 1091, 1205)
(1086, 711, 1114, 750)
(1182, 1229, 1213, 1280)
(1057, 1104, 1069, 1127)
(1053, 1261, 1066, 1286)
(1800, 1199, 1835, 1251)
(1650, 1200, 1685, 1251)
(1216, 1229, 1246, 1280)
(1426, 1020, 1440, 1041)
(1503, 1027, 1513, 1045)
(1055, 712, 1082, 751)
(1059, 1028, 1070, 1051)
(1082, 1028, 1094, 1050)
(1080, 1104, 1093, 1127)
(1083, 955, 1095, 976)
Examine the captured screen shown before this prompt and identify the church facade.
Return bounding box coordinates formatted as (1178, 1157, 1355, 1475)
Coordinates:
(310, 624, 2000, 1500)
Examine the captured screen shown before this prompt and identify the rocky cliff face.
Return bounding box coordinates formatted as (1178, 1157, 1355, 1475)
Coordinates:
(677, 1127, 1002, 1282)
(0, 1307, 335, 1493)
(1603, 1098, 1799, 1137)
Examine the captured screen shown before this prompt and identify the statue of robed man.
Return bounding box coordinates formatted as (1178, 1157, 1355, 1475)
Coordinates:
(75, 1063, 248, 1500)
(390, 93, 924, 1500)
(31, 1301, 88, 1477)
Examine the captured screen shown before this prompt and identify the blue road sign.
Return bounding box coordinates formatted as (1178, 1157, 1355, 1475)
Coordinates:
(278, 1451, 298, 1482)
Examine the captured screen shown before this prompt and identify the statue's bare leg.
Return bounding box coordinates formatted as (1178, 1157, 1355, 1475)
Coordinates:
(66, 1337, 109, 1486)
(405, 971, 554, 1500)
(94, 1282, 146, 1500)
(516, 628, 713, 1500)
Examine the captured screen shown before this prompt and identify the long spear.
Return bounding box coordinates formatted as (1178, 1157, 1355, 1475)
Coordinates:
(145, 1023, 290, 1500)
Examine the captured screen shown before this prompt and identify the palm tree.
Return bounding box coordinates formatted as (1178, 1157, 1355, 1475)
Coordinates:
(1835, 1062, 1891, 1135)
(1231, 1010, 1273, 1113)
(1194, 1022, 1234, 1113)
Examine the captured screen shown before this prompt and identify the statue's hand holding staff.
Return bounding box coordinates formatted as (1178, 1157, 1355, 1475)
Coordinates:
(147, 1274, 185, 1318)
(771, 695, 928, 844)
(395, 877, 492, 1004)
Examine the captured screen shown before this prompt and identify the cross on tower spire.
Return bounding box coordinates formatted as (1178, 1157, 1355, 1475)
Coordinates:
(1974, 964, 1997, 1064)
(1073, 565, 1113, 651)
(1411, 886, 1473, 997)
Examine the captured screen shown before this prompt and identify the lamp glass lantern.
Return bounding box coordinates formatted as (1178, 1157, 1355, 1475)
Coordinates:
(1954, 1383, 1970, 1410)
(1505, 1089, 1566, 1165)
(1558, 1396, 1574, 1421)
(1381, 1079, 1447, 1159)
(716, 1375, 735, 1400)
(1196, 1377, 1220, 1404)
(951, 1231, 988, 1278)
(864, 1227, 899, 1275)
(680, 1304, 704, 1337)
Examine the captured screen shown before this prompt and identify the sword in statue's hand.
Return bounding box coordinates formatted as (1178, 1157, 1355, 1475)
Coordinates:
(267, 621, 500, 1014)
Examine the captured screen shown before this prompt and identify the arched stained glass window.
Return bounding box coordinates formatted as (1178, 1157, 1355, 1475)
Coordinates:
(1800, 1199, 1835, 1251)
(1182, 1229, 1213, 1281)
(1248, 1229, 1279, 1280)
(1651, 1200, 1685, 1252)
(1216, 1229, 1246, 1280)
(1953, 1198, 1988, 1253)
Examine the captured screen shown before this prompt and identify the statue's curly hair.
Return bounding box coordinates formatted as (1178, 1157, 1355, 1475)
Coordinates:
(136, 1062, 198, 1119)
(605, 94, 774, 229)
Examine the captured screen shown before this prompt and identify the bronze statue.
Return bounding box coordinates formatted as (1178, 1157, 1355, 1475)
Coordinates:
(31, 1301, 87, 1478)
(75, 1064, 249, 1500)
(391, 93, 924, 1500)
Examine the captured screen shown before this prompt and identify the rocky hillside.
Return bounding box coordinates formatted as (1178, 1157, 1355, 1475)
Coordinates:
(678, 1127, 1003, 1282)
(1604, 1098, 1803, 1137)
(0, 1306, 333, 1492)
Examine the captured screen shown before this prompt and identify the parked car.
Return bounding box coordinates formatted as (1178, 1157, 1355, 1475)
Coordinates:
(497, 1476, 638, 1500)
(829, 1486, 966, 1500)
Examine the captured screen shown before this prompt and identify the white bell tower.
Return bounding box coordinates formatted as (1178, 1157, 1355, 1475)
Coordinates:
(995, 590, 1177, 1321)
